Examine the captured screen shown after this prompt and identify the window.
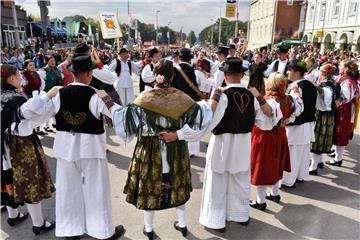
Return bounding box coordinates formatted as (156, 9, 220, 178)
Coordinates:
(350, 0, 358, 15)
(309, 5, 315, 22)
(287, 0, 293, 6)
(333, 0, 341, 17)
(320, 2, 326, 20)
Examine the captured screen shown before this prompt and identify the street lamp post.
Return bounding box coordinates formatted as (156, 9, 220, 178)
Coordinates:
(210, 19, 214, 47)
(167, 21, 171, 45)
(155, 10, 160, 45)
(180, 26, 183, 44)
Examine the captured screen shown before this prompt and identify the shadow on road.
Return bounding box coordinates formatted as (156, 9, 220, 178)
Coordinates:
(275, 203, 359, 239)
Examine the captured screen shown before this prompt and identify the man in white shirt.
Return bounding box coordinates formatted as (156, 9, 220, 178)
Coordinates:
(264, 45, 289, 77)
(141, 48, 161, 91)
(208, 47, 229, 88)
(107, 48, 141, 105)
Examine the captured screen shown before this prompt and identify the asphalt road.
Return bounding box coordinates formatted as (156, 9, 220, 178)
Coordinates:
(1, 76, 359, 240)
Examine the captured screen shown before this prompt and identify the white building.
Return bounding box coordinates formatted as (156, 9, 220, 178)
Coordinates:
(302, 0, 360, 53)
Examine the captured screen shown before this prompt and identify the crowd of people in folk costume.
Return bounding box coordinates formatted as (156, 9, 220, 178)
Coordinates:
(1, 41, 359, 240)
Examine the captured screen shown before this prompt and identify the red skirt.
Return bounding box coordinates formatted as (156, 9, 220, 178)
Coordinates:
(332, 102, 352, 146)
(251, 126, 291, 185)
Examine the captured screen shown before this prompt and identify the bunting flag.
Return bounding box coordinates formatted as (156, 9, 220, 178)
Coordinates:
(226, 0, 236, 18)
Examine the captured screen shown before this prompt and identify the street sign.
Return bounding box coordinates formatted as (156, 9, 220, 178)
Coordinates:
(226, 2, 236, 17)
(233, 37, 239, 44)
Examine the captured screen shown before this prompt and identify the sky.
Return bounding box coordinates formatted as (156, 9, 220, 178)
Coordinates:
(15, 0, 250, 34)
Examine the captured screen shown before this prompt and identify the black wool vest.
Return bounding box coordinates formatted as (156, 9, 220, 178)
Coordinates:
(287, 80, 317, 126)
(172, 63, 200, 101)
(212, 87, 255, 135)
(55, 85, 104, 134)
(272, 60, 289, 76)
(115, 58, 132, 77)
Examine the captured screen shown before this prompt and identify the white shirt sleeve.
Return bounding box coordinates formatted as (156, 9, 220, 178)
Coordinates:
(208, 69, 225, 88)
(263, 60, 275, 77)
(111, 104, 138, 143)
(107, 58, 117, 72)
(195, 70, 212, 93)
(141, 64, 154, 83)
(255, 98, 283, 130)
(176, 94, 228, 141)
(131, 61, 143, 75)
(340, 82, 354, 103)
(89, 94, 112, 119)
(286, 94, 304, 124)
(37, 69, 46, 91)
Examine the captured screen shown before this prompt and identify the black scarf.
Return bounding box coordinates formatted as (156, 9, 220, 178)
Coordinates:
(1, 84, 27, 163)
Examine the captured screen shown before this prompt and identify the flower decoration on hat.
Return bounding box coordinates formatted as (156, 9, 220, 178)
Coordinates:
(320, 63, 334, 79)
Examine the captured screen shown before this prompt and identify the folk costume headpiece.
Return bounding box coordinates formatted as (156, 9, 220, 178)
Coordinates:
(0, 64, 17, 86)
(320, 63, 334, 80)
(265, 72, 288, 98)
(153, 59, 174, 88)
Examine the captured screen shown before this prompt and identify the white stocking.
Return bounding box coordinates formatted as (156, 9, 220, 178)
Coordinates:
(26, 202, 45, 227)
(176, 204, 186, 228)
(270, 181, 279, 196)
(334, 146, 345, 162)
(144, 210, 155, 232)
(256, 186, 267, 204)
(310, 153, 322, 171)
(6, 206, 19, 218)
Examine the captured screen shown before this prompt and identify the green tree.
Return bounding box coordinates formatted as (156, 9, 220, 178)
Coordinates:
(199, 18, 248, 45)
(187, 30, 196, 45)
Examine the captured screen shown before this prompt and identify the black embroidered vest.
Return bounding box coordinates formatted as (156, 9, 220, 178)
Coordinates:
(115, 58, 132, 77)
(55, 85, 104, 134)
(212, 87, 255, 135)
(287, 80, 317, 126)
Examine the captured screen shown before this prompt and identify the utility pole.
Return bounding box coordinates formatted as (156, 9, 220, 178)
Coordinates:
(167, 21, 171, 45)
(155, 10, 160, 45)
(11, 1, 21, 48)
(210, 19, 214, 46)
(218, 4, 222, 44)
(235, 0, 239, 38)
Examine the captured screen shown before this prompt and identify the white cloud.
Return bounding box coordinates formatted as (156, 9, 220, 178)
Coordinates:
(16, 0, 250, 34)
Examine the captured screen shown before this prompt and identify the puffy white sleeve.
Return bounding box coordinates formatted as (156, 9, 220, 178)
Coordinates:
(93, 68, 118, 85)
(286, 94, 304, 124)
(111, 104, 138, 143)
(340, 82, 355, 104)
(37, 69, 46, 91)
(20, 91, 59, 119)
(195, 70, 212, 93)
(131, 61, 143, 75)
(107, 58, 117, 72)
(316, 86, 332, 111)
(176, 94, 227, 141)
(255, 98, 283, 130)
(141, 64, 154, 83)
(208, 69, 225, 88)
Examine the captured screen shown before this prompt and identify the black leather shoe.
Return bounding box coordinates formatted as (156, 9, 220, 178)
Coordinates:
(249, 200, 267, 211)
(105, 225, 125, 240)
(238, 219, 250, 226)
(143, 226, 158, 240)
(64, 237, 80, 240)
(326, 160, 342, 166)
(296, 179, 304, 183)
(328, 153, 335, 158)
(173, 221, 188, 237)
(44, 127, 55, 133)
(309, 169, 318, 175)
(7, 212, 29, 226)
(318, 162, 324, 169)
(204, 226, 226, 233)
(32, 220, 55, 235)
(265, 194, 281, 203)
(36, 130, 48, 136)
